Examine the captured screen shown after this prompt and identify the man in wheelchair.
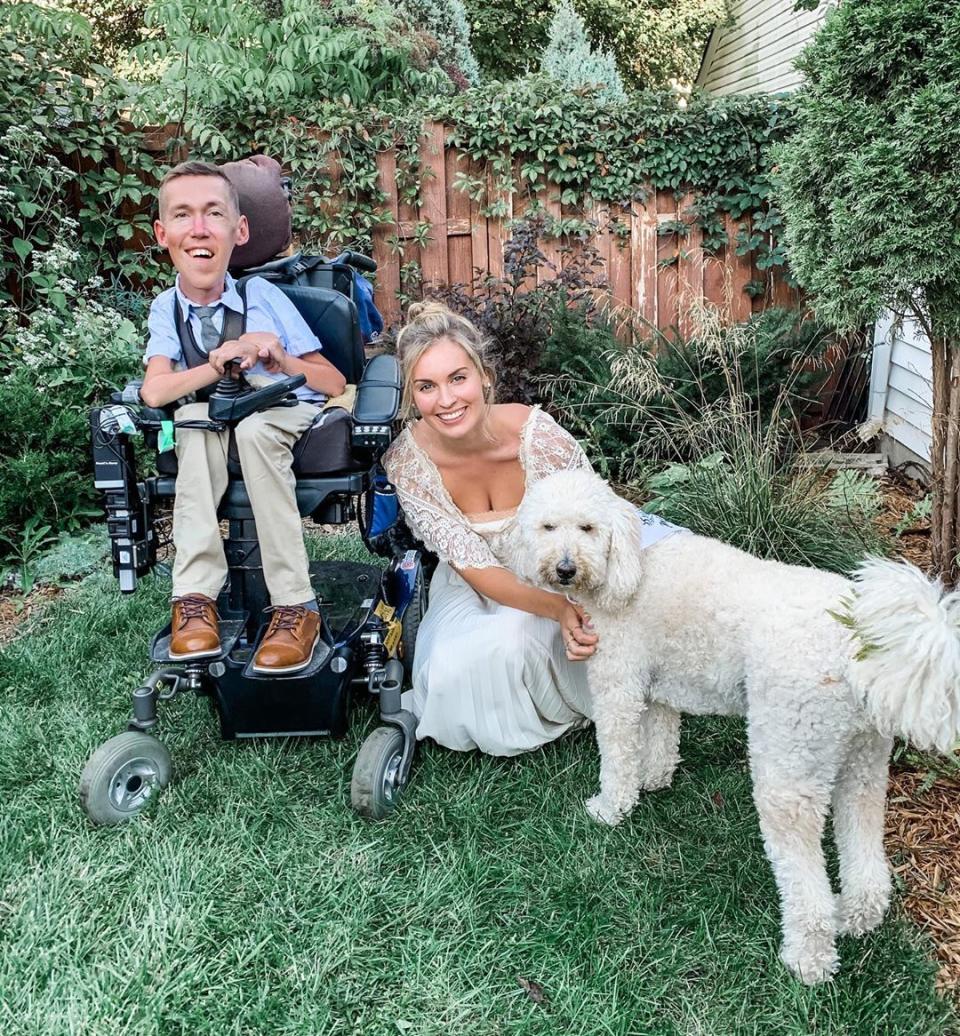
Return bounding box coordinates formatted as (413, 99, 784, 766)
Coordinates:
(79, 155, 424, 825)
(143, 160, 345, 674)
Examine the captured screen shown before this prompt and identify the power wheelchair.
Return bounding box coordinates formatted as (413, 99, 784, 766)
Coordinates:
(79, 243, 425, 826)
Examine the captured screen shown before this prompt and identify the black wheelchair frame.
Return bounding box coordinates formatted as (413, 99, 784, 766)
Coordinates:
(79, 253, 424, 825)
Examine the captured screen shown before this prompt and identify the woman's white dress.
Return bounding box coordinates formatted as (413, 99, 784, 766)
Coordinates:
(382, 407, 594, 756)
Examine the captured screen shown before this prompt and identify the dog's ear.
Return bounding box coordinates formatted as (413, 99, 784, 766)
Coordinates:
(597, 489, 644, 607)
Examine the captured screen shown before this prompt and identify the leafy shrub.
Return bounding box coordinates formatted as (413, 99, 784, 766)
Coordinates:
(541, 0, 626, 104)
(2, 4, 162, 298)
(132, 0, 457, 125)
(0, 239, 142, 554)
(540, 305, 832, 480)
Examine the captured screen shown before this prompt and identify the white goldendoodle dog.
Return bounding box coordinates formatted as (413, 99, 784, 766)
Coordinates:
(516, 468, 960, 984)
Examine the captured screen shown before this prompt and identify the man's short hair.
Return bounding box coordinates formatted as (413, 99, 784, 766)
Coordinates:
(157, 161, 241, 218)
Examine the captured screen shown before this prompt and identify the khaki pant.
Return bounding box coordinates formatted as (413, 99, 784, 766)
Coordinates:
(170, 398, 319, 606)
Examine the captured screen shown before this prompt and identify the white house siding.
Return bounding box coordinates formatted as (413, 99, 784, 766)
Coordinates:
(868, 313, 933, 469)
(697, 1, 831, 96)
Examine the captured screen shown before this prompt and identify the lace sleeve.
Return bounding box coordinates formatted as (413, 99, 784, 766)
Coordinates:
(521, 407, 594, 482)
(383, 431, 502, 570)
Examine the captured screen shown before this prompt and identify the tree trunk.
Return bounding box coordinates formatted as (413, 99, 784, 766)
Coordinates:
(930, 333, 960, 587)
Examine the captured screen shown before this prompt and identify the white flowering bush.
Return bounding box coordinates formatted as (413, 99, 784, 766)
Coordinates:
(0, 125, 79, 310)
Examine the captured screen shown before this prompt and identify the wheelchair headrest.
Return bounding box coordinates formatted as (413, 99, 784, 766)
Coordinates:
(220, 155, 292, 270)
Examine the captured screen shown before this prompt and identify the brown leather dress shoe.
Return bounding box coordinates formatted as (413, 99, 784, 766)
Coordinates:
(169, 594, 221, 660)
(252, 605, 320, 674)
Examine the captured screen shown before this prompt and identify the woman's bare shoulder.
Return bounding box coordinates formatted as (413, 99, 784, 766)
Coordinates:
(493, 403, 533, 434)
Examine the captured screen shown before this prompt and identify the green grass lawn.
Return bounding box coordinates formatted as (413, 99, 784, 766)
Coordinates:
(0, 536, 955, 1036)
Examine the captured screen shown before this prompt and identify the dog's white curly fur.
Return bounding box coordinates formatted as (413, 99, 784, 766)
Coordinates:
(516, 469, 960, 985)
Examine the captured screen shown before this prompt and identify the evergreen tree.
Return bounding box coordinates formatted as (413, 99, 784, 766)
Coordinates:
(540, 0, 626, 103)
(396, 0, 481, 89)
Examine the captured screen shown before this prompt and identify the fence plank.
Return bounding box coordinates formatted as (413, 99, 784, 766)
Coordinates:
(487, 166, 511, 281)
(512, 185, 538, 291)
(607, 203, 632, 312)
(726, 212, 753, 324)
(678, 191, 703, 340)
(419, 121, 448, 289)
(373, 148, 401, 328)
(446, 145, 473, 288)
(539, 185, 562, 284)
(595, 201, 612, 300)
(632, 192, 658, 329)
(469, 158, 488, 289)
(656, 190, 679, 340)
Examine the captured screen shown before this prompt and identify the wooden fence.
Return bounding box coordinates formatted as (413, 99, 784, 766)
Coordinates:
(369, 121, 797, 333)
(136, 121, 797, 335)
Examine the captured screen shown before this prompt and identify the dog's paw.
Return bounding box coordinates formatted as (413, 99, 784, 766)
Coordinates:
(779, 935, 840, 985)
(838, 888, 890, 938)
(585, 795, 623, 826)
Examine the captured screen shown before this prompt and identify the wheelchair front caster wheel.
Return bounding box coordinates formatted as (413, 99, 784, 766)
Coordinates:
(79, 731, 172, 826)
(351, 726, 406, 820)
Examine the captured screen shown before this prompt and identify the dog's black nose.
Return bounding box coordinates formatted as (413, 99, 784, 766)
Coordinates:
(556, 559, 577, 583)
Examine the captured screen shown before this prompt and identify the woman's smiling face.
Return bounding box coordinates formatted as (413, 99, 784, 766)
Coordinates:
(411, 336, 488, 441)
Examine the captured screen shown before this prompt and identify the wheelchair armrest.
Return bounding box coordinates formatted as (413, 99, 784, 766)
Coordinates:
(108, 380, 175, 426)
(354, 353, 400, 425)
(110, 380, 145, 406)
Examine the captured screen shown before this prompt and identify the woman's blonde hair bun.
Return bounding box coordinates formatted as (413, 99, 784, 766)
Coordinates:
(396, 300, 496, 419)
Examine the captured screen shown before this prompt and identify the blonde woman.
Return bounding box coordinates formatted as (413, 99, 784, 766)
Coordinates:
(382, 301, 597, 755)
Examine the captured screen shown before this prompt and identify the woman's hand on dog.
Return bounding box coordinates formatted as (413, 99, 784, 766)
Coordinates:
(560, 600, 598, 661)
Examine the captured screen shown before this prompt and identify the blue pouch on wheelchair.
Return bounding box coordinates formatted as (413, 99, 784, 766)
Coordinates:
(353, 271, 383, 343)
(368, 473, 399, 537)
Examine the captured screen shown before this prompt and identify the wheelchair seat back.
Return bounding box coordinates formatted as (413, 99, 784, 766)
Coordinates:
(271, 282, 364, 386)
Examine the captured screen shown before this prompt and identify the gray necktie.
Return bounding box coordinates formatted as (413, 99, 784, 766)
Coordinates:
(192, 304, 222, 353)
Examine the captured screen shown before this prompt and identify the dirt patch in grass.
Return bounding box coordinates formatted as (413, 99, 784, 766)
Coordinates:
(0, 584, 65, 649)
(876, 469, 932, 570)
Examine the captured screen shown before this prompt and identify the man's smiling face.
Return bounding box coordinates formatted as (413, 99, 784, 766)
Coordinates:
(154, 174, 249, 304)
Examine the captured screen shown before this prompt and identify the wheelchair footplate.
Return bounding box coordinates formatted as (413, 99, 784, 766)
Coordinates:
(150, 616, 247, 664)
(210, 561, 389, 740)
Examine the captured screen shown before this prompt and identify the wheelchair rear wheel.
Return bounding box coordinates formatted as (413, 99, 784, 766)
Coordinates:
(79, 731, 172, 826)
(351, 725, 405, 820)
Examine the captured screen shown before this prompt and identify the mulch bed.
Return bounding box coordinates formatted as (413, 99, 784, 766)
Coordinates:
(888, 767, 960, 993)
(877, 469, 960, 996)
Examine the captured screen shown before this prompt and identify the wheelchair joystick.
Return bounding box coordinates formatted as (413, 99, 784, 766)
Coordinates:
(206, 358, 306, 425)
(211, 358, 248, 398)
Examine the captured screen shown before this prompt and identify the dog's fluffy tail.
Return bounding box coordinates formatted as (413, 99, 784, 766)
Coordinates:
(846, 558, 960, 753)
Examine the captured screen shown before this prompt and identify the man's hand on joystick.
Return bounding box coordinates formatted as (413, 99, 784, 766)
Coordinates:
(208, 338, 260, 376)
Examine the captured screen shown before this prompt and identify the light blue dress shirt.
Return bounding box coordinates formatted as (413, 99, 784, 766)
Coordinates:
(145, 273, 327, 404)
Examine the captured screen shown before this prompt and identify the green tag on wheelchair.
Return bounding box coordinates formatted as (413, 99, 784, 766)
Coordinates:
(159, 421, 175, 453)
